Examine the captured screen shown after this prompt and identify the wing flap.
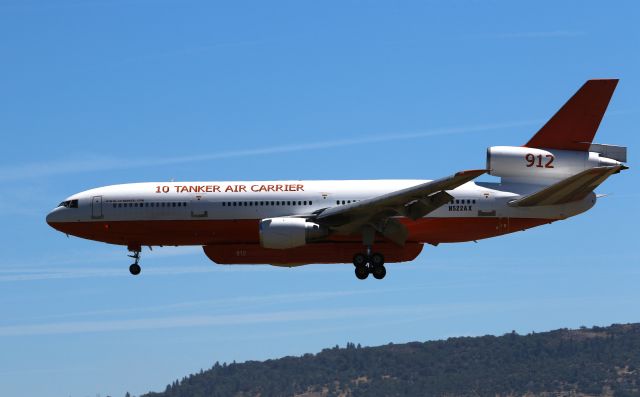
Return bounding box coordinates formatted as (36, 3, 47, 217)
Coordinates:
(508, 165, 624, 207)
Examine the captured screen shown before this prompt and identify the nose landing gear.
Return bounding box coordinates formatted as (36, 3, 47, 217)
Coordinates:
(127, 246, 142, 276)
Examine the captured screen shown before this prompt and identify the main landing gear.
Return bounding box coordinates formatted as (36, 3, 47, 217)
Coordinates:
(354, 227, 387, 280)
(128, 246, 142, 276)
(352, 252, 386, 280)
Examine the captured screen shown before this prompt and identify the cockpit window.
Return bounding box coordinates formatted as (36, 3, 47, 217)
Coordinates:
(58, 199, 79, 208)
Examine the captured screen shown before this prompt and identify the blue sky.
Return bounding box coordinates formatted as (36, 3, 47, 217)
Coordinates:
(0, 1, 639, 396)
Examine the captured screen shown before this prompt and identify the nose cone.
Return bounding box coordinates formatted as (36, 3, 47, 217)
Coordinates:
(46, 208, 64, 230)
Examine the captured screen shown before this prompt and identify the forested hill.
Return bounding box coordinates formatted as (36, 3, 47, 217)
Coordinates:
(140, 323, 640, 397)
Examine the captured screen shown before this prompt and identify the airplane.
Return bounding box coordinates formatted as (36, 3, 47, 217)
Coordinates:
(46, 79, 628, 280)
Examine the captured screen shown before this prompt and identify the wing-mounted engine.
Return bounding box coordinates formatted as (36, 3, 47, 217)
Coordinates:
(259, 217, 328, 249)
(487, 146, 623, 184)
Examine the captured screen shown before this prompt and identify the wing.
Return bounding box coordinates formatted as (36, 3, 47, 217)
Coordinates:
(508, 165, 626, 207)
(313, 169, 486, 244)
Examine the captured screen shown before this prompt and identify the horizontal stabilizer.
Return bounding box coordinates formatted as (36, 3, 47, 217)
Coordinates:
(589, 143, 627, 163)
(508, 165, 625, 207)
(525, 79, 618, 151)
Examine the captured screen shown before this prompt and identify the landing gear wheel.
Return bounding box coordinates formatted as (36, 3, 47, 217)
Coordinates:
(129, 263, 141, 276)
(372, 265, 386, 280)
(371, 253, 385, 267)
(355, 266, 369, 280)
(127, 246, 142, 276)
(353, 253, 367, 267)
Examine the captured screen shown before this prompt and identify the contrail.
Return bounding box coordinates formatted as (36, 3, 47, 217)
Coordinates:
(0, 119, 539, 181)
(0, 302, 493, 336)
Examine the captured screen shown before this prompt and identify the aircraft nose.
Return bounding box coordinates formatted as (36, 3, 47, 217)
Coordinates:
(46, 210, 54, 226)
(46, 208, 62, 227)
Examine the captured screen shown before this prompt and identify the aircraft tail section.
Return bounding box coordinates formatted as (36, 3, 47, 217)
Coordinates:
(525, 79, 618, 151)
(487, 79, 627, 185)
(508, 165, 625, 207)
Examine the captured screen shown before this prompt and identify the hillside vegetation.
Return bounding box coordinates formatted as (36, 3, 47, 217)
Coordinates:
(139, 323, 640, 397)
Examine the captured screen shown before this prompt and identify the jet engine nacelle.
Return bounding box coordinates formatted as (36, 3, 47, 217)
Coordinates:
(259, 217, 329, 249)
(487, 146, 621, 184)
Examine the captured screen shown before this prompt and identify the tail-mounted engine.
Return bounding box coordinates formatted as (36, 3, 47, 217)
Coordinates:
(487, 145, 625, 184)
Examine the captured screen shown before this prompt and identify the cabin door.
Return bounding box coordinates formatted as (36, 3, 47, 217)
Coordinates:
(91, 195, 103, 219)
(190, 198, 209, 218)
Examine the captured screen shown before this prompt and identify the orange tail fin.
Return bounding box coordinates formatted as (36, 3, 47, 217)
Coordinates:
(525, 79, 618, 151)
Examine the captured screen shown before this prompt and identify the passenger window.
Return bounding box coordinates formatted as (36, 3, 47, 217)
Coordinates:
(309, 201, 312, 205)
(473, 200, 476, 204)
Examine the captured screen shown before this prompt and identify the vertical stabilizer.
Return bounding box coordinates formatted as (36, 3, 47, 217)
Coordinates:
(525, 79, 618, 151)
